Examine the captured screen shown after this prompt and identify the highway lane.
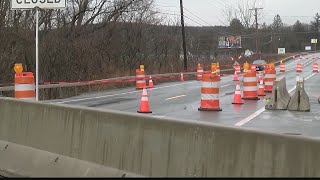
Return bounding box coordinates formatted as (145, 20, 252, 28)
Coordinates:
(48, 54, 320, 136)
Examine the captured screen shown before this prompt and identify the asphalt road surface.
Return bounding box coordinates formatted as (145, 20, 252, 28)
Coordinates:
(48, 54, 320, 138)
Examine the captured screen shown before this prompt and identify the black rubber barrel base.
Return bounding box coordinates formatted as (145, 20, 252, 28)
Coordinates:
(198, 108, 222, 111)
(137, 111, 152, 113)
(232, 102, 243, 104)
(242, 97, 260, 100)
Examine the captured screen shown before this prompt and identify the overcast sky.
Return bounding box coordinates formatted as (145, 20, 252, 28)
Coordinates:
(154, 0, 320, 26)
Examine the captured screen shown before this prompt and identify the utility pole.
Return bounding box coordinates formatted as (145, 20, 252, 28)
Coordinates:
(249, 7, 263, 55)
(180, 0, 188, 72)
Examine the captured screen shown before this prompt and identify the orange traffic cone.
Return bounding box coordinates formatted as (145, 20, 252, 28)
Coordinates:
(232, 82, 243, 104)
(233, 70, 238, 81)
(137, 86, 152, 113)
(148, 76, 153, 88)
(258, 80, 265, 96)
(180, 72, 184, 81)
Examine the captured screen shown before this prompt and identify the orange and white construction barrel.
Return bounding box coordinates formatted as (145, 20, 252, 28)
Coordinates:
(196, 64, 204, 81)
(313, 63, 319, 73)
(296, 63, 302, 72)
(14, 72, 35, 100)
(136, 69, 146, 89)
(242, 70, 259, 100)
(198, 73, 221, 111)
(264, 67, 276, 92)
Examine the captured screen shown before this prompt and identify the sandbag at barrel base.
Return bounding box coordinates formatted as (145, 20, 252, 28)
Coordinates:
(288, 80, 310, 112)
(265, 76, 291, 110)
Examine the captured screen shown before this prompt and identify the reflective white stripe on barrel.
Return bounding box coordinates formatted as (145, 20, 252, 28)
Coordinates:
(243, 77, 257, 82)
(264, 74, 276, 78)
(201, 94, 219, 100)
(243, 86, 257, 91)
(201, 82, 219, 88)
(265, 81, 274, 86)
(14, 84, 35, 91)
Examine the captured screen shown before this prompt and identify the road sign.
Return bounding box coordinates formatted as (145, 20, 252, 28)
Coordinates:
(11, 0, 66, 9)
(11, 1, 66, 101)
(305, 46, 312, 51)
(278, 48, 285, 54)
(311, 39, 318, 44)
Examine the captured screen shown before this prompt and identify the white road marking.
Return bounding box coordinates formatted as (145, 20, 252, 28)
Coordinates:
(55, 81, 196, 103)
(221, 84, 232, 88)
(165, 95, 186, 101)
(234, 72, 317, 127)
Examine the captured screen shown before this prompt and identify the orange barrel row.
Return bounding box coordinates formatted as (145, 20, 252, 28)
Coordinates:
(136, 68, 146, 89)
(313, 63, 319, 73)
(264, 66, 276, 92)
(14, 72, 35, 100)
(198, 73, 221, 111)
(296, 63, 302, 72)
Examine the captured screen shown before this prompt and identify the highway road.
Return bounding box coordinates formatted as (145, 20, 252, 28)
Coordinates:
(48, 54, 320, 137)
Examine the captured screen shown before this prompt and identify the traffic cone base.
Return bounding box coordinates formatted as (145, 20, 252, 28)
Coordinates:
(242, 97, 260, 100)
(198, 107, 222, 111)
(232, 102, 243, 104)
(137, 110, 152, 113)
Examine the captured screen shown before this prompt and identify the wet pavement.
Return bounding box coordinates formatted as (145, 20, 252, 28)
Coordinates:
(48, 54, 320, 137)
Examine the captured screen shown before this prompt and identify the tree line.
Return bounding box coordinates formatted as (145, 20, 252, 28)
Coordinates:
(0, 0, 318, 87)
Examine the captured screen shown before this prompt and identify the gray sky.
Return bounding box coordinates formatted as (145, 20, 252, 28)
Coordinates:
(154, 0, 319, 26)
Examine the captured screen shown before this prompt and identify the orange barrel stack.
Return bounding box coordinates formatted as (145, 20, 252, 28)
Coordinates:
(198, 73, 222, 111)
(313, 63, 319, 73)
(264, 65, 276, 92)
(196, 63, 204, 81)
(136, 65, 146, 89)
(279, 61, 285, 72)
(14, 72, 35, 100)
(296, 63, 302, 72)
(242, 70, 260, 100)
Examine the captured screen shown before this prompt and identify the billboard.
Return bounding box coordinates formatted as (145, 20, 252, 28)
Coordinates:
(218, 36, 242, 48)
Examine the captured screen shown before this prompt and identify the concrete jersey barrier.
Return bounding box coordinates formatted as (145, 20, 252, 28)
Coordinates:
(288, 79, 310, 111)
(0, 140, 142, 177)
(1, 98, 320, 176)
(265, 76, 291, 110)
